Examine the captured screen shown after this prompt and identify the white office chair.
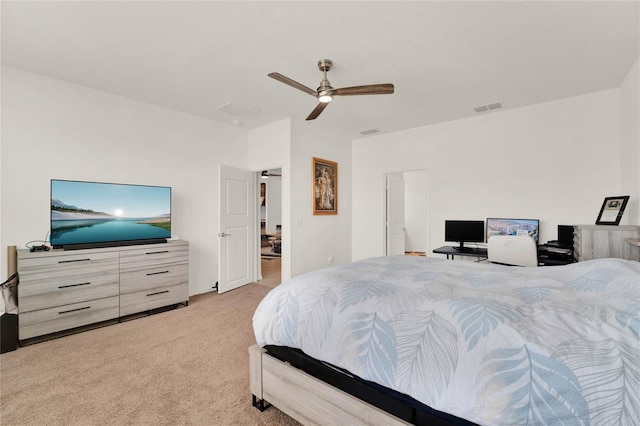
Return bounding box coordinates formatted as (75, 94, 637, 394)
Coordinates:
(487, 236, 539, 267)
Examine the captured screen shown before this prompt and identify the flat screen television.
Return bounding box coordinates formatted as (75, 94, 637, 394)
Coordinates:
(486, 218, 539, 245)
(51, 179, 171, 250)
(444, 220, 485, 251)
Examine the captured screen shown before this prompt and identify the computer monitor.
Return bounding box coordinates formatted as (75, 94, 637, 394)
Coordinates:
(486, 218, 540, 245)
(444, 220, 485, 251)
(557, 225, 574, 247)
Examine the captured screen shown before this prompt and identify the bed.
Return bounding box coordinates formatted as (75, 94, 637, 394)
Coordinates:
(251, 256, 640, 425)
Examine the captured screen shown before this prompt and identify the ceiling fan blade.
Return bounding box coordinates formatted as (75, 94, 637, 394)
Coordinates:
(268, 72, 317, 97)
(306, 102, 329, 121)
(332, 83, 394, 96)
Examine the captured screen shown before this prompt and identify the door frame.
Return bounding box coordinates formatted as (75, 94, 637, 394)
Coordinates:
(255, 166, 284, 283)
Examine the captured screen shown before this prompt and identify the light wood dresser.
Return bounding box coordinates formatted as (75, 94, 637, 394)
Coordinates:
(17, 240, 189, 344)
(573, 225, 640, 262)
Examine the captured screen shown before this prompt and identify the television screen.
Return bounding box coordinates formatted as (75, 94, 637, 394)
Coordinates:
(445, 220, 484, 250)
(51, 179, 171, 249)
(486, 218, 539, 245)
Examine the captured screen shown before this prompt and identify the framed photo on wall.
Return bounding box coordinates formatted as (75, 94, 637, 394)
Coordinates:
(595, 195, 630, 225)
(313, 157, 338, 215)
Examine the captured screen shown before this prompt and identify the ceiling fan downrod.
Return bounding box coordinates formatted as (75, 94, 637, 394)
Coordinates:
(317, 59, 333, 101)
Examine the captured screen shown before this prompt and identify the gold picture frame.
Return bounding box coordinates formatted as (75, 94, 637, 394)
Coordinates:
(312, 157, 338, 215)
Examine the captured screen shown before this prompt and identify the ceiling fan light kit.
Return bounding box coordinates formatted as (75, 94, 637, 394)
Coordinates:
(268, 59, 394, 120)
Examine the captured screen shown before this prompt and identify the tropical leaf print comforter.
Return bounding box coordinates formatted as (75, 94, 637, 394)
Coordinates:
(253, 256, 640, 425)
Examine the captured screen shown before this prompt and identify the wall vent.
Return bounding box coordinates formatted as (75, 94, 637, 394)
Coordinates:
(360, 128, 380, 136)
(473, 102, 504, 114)
(218, 102, 260, 117)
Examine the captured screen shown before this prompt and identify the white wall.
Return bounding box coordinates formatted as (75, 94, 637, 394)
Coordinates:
(0, 66, 248, 295)
(3, 62, 635, 290)
(248, 118, 352, 278)
(248, 119, 291, 172)
(248, 119, 291, 279)
(352, 90, 621, 261)
(290, 120, 352, 276)
(620, 57, 640, 225)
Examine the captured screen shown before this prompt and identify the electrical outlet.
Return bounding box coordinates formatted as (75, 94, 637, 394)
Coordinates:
(328, 255, 333, 265)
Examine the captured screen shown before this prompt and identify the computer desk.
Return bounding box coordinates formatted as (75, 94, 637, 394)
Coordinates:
(434, 245, 577, 266)
(432, 245, 488, 260)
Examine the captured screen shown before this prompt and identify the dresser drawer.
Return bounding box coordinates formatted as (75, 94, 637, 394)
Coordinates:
(120, 264, 188, 294)
(19, 296, 119, 340)
(119, 244, 189, 272)
(19, 272, 119, 313)
(18, 251, 119, 281)
(120, 283, 188, 317)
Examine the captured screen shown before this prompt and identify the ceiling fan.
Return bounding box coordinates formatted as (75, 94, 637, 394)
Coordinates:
(268, 59, 394, 121)
(260, 170, 281, 178)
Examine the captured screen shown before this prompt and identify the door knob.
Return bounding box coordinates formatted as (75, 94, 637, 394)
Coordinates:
(218, 232, 230, 237)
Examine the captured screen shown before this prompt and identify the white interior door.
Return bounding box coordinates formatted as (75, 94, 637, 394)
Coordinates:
(218, 164, 255, 293)
(386, 173, 406, 255)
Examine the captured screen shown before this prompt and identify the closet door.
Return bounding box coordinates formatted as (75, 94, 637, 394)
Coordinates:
(386, 173, 405, 256)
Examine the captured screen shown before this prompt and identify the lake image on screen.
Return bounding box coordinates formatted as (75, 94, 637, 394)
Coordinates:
(51, 180, 171, 246)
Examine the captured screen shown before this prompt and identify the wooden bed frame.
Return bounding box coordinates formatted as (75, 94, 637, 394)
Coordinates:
(249, 344, 411, 425)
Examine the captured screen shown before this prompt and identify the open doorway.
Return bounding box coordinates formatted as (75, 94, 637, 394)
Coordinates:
(385, 169, 429, 257)
(258, 168, 282, 287)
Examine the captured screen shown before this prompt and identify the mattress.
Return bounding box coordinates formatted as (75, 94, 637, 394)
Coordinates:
(254, 256, 640, 425)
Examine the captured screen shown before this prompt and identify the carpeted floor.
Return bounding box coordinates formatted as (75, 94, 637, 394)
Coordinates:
(0, 283, 300, 426)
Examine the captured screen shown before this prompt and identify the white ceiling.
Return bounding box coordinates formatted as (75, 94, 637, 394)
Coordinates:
(2, 1, 639, 138)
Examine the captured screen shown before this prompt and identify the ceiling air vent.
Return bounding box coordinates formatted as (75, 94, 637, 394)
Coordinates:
(473, 102, 504, 114)
(218, 102, 260, 117)
(360, 128, 380, 136)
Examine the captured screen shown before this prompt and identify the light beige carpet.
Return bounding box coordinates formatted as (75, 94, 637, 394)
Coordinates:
(0, 283, 300, 426)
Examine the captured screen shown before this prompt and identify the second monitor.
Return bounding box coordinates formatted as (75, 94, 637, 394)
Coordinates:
(486, 218, 540, 245)
(445, 220, 485, 251)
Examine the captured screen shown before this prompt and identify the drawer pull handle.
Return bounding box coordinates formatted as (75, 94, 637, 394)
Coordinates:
(59, 306, 91, 314)
(146, 250, 169, 255)
(58, 258, 91, 264)
(146, 290, 169, 297)
(146, 271, 169, 276)
(58, 282, 91, 289)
